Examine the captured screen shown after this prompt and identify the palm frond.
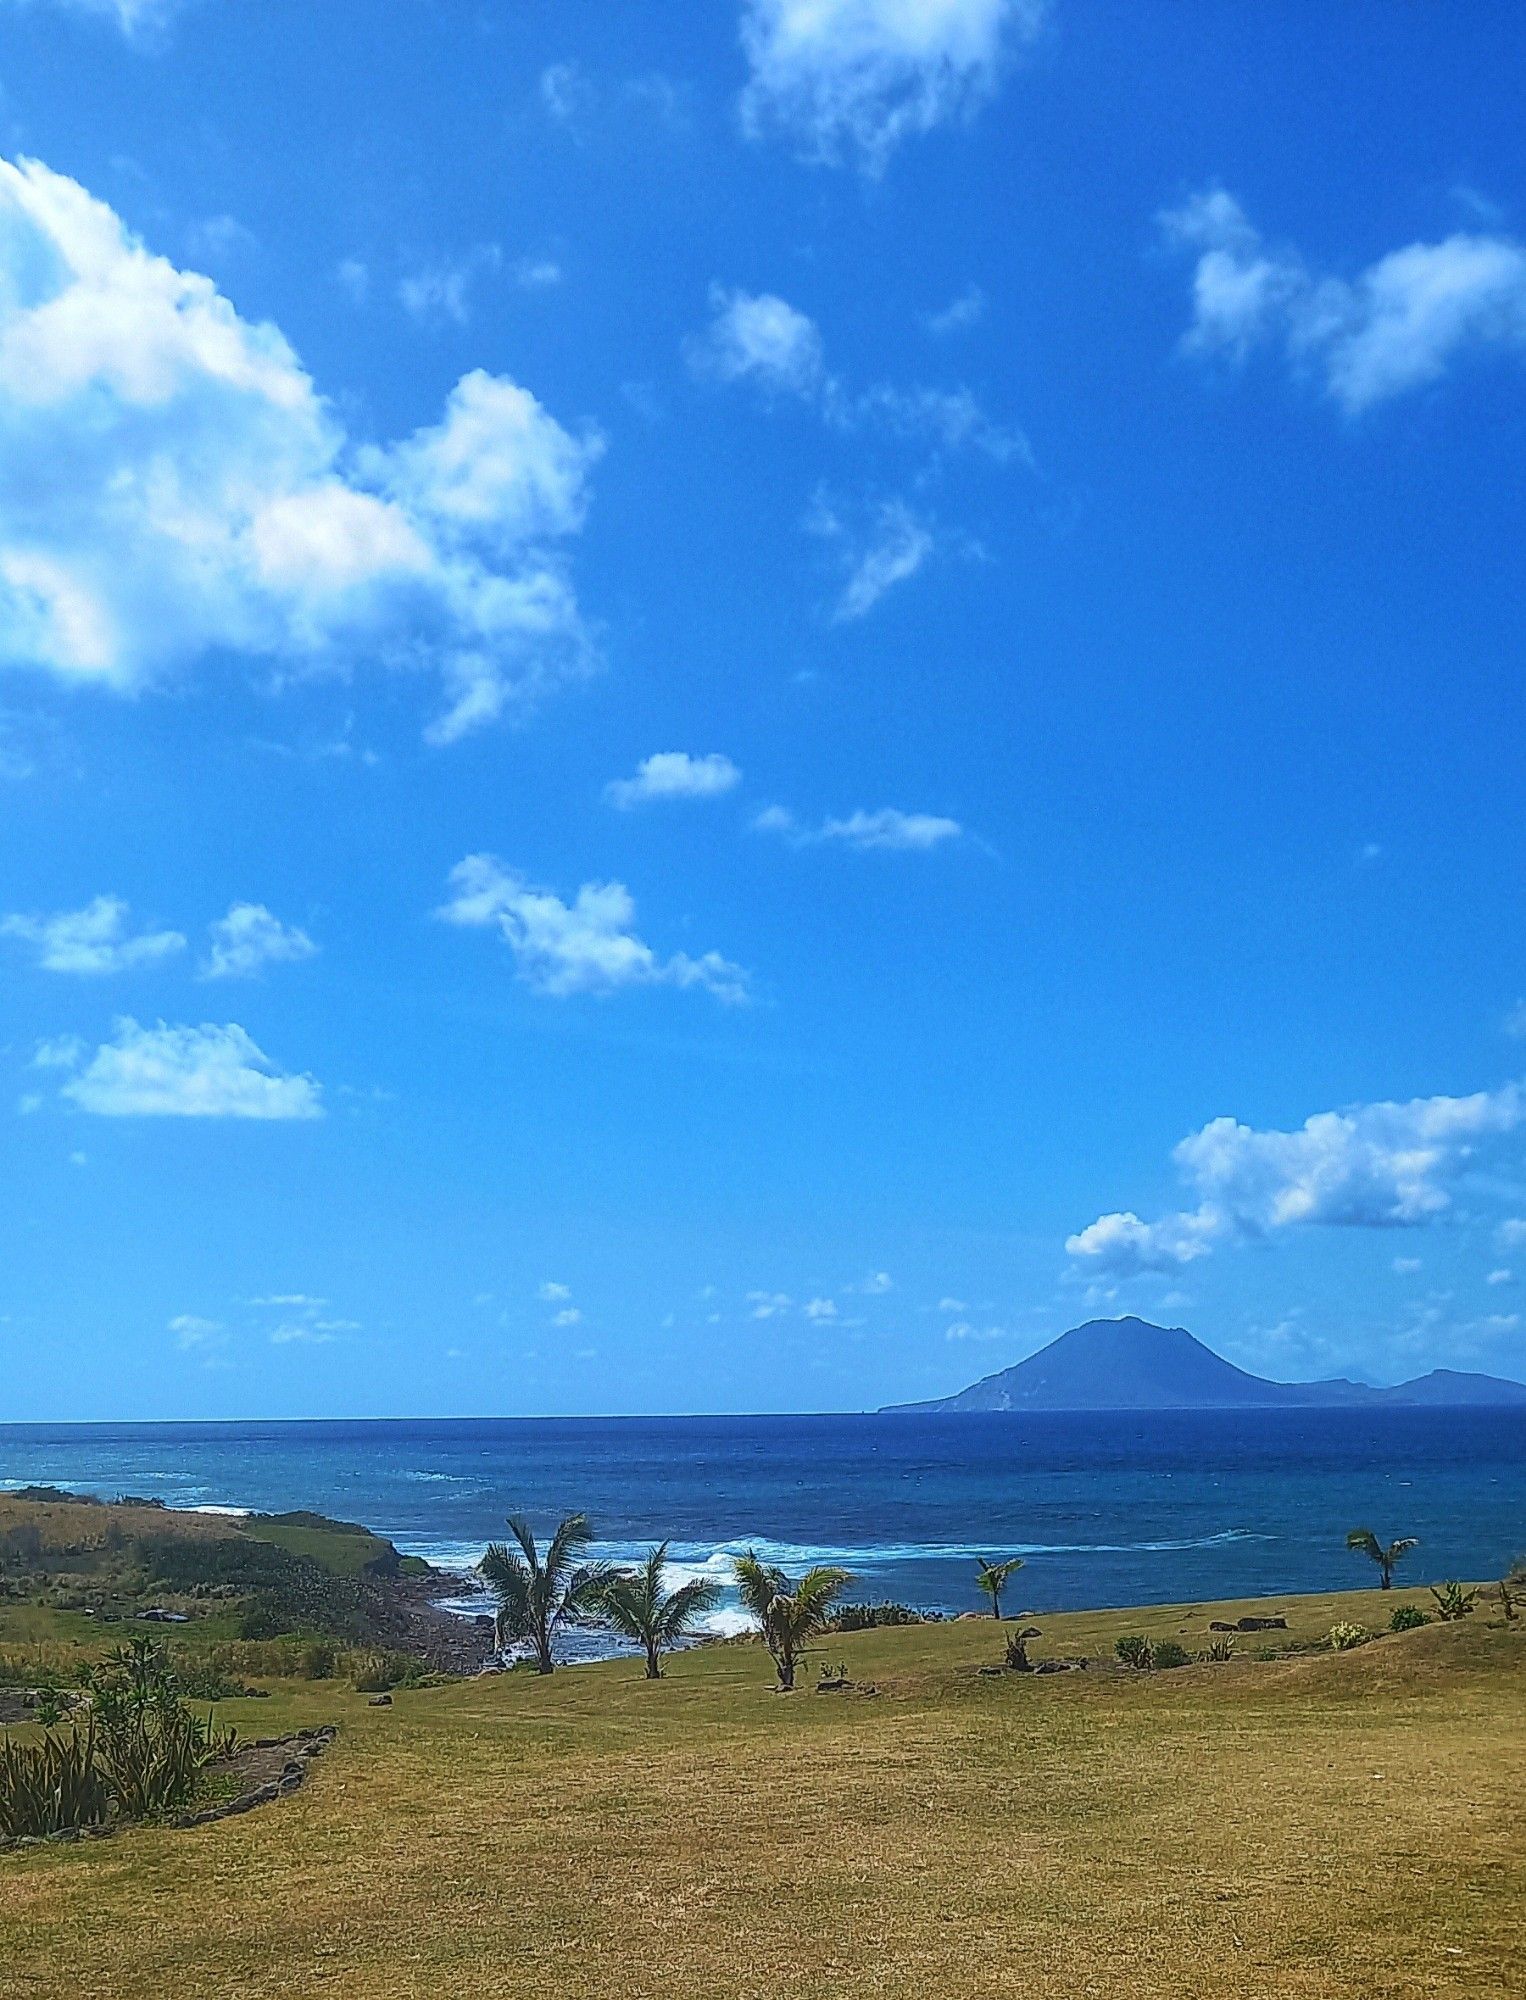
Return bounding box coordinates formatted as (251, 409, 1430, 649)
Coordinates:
(505, 1515, 543, 1572)
(479, 1542, 533, 1637)
(544, 1511, 596, 1587)
(732, 1550, 786, 1621)
(654, 1576, 722, 1642)
(789, 1565, 852, 1630)
(559, 1560, 620, 1628)
(1388, 1537, 1420, 1559)
(1346, 1528, 1381, 1559)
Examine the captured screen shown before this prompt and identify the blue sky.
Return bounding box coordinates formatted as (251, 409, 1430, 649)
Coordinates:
(2, 0, 1524, 1420)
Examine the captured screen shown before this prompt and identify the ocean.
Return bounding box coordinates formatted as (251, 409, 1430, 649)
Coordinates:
(3, 1410, 1522, 1648)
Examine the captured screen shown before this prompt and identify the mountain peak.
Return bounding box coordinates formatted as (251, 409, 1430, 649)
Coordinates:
(882, 1316, 1526, 1414)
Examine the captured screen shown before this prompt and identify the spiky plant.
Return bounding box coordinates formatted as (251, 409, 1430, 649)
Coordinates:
(594, 1543, 721, 1680)
(732, 1552, 852, 1691)
(975, 1556, 1025, 1621)
(1345, 1528, 1419, 1590)
(479, 1513, 615, 1675)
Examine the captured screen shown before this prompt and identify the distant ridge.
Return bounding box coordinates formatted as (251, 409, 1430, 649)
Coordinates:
(882, 1317, 1526, 1414)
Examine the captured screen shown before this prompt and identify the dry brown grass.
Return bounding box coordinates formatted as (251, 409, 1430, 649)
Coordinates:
(1, 1588, 1521, 2000)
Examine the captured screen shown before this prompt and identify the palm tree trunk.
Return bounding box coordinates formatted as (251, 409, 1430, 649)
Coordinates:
(777, 1649, 795, 1691)
(645, 1644, 661, 1680)
(991, 1588, 1002, 1620)
(1380, 1561, 1392, 1589)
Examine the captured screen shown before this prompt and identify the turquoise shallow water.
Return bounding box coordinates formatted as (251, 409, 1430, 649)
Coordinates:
(2, 1409, 1522, 1645)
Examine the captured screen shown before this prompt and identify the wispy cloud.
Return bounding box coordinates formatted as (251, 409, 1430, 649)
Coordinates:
(437, 854, 749, 1003)
(755, 803, 963, 851)
(1, 895, 184, 974)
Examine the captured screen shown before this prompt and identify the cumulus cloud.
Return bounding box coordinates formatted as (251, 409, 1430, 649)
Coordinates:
(739, 0, 1045, 175)
(1, 895, 184, 973)
(201, 902, 317, 980)
(1068, 1082, 1526, 1275)
(756, 802, 963, 850)
(688, 286, 829, 400)
(1161, 188, 1526, 412)
(42, 1018, 323, 1118)
(604, 751, 742, 808)
(0, 156, 601, 744)
(437, 854, 749, 1003)
(925, 284, 986, 335)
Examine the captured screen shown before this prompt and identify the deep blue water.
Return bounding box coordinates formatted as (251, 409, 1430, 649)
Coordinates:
(2, 1411, 1522, 1639)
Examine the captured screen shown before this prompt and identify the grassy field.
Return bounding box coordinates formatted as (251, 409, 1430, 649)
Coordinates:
(2, 1583, 1521, 2000)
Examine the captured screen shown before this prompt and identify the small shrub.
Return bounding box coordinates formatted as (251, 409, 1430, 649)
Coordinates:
(0, 1727, 109, 1839)
(1328, 1621, 1371, 1652)
(1115, 1634, 1154, 1671)
(1388, 1603, 1429, 1633)
(1499, 1577, 1518, 1623)
(1152, 1640, 1190, 1670)
(1200, 1635, 1235, 1663)
(300, 1639, 338, 1680)
(31, 1686, 68, 1726)
(1002, 1631, 1033, 1672)
(1430, 1581, 1478, 1623)
(828, 1602, 924, 1632)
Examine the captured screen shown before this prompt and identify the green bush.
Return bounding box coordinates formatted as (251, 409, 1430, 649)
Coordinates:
(1152, 1640, 1190, 1670)
(0, 1726, 109, 1839)
(1328, 1621, 1371, 1652)
(1388, 1603, 1429, 1633)
(1429, 1581, 1477, 1623)
(300, 1639, 339, 1680)
(827, 1602, 925, 1632)
(1114, 1634, 1154, 1671)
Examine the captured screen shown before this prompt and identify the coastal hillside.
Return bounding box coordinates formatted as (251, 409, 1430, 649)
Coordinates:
(884, 1316, 1526, 1413)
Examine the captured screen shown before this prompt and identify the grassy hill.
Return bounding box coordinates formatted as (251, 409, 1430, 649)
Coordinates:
(1, 1583, 1521, 1999)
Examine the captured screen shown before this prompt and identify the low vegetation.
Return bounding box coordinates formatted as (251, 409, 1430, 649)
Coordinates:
(1, 1583, 1519, 1999)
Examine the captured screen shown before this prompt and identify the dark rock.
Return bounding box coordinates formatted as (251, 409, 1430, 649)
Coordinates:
(1208, 1621, 1236, 1632)
(368, 1693, 392, 1707)
(1235, 1616, 1288, 1632)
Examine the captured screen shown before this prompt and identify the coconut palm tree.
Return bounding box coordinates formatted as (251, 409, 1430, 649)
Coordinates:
(1346, 1527, 1419, 1591)
(732, 1551, 852, 1691)
(975, 1556, 1024, 1620)
(594, 1542, 721, 1679)
(479, 1512, 615, 1674)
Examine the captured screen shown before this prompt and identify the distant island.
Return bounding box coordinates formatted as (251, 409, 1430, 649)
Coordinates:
(883, 1316, 1526, 1413)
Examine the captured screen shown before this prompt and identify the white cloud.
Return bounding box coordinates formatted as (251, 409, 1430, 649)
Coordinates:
(937, 1295, 967, 1313)
(1505, 1001, 1526, 1040)
(1068, 1082, 1526, 1275)
(398, 245, 501, 326)
(748, 1290, 793, 1319)
(689, 286, 828, 400)
(538, 1281, 571, 1302)
(0, 156, 600, 744)
(513, 257, 563, 291)
(5, 0, 185, 35)
(856, 1270, 894, 1295)
(1393, 1256, 1423, 1275)
(437, 854, 749, 1003)
(270, 1321, 337, 1345)
(692, 286, 1022, 461)
(540, 61, 595, 125)
(739, 0, 1045, 175)
(803, 1296, 838, 1321)
(945, 1319, 1004, 1340)
(807, 494, 935, 620)
(201, 902, 317, 980)
(1, 894, 184, 973)
(1499, 1219, 1526, 1250)
(605, 751, 742, 808)
(551, 1306, 582, 1327)
(169, 1312, 222, 1351)
(1162, 188, 1526, 412)
(756, 802, 963, 850)
(926, 284, 986, 335)
(1488, 1268, 1514, 1286)
(45, 1017, 323, 1119)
